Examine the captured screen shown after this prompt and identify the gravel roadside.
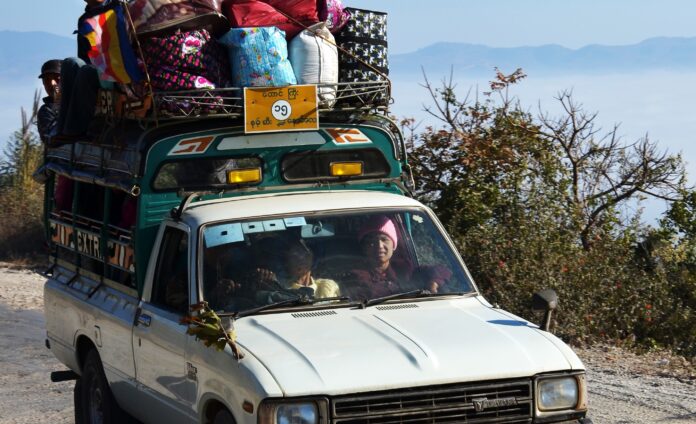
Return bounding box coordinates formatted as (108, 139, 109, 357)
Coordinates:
(0, 264, 695, 423)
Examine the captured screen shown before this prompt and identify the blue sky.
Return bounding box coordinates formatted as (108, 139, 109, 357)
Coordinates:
(3, 0, 696, 53)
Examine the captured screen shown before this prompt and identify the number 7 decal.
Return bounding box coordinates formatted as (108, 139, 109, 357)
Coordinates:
(168, 136, 215, 156)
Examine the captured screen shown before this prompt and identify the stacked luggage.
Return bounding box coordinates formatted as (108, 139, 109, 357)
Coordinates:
(120, 0, 390, 118)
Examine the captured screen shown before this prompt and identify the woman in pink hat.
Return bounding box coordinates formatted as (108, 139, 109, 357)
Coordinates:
(343, 216, 451, 300)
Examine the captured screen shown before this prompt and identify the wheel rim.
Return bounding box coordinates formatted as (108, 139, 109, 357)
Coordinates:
(87, 371, 105, 424)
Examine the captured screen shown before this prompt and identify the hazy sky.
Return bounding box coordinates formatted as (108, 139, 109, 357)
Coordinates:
(3, 0, 696, 53)
(1, 0, 694, 221)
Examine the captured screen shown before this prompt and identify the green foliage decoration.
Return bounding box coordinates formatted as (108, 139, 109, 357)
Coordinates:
(181, 302, 244, 360)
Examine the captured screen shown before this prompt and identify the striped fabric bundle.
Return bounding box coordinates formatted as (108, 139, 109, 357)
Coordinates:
(79, 2, 143, 84)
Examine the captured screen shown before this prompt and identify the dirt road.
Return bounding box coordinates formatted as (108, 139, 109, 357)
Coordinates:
(0, 266, 72, 424)
(0, 265, 695, 423)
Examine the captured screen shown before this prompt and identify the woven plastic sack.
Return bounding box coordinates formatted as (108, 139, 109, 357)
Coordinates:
(334, 8, 389, 107)
(335, 8, 388, 81)
(289, 22, 338, 107)
(218, 27, 297, 87)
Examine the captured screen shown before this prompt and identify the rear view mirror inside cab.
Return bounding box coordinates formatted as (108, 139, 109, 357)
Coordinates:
(301, 222, 336, 239)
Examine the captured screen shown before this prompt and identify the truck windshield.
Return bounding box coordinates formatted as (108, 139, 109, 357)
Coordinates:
(200, 210, 475, 313)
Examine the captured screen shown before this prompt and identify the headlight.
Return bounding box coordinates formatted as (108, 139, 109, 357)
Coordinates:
(258, 399, 328, 424)
(537, 376, 579, 411)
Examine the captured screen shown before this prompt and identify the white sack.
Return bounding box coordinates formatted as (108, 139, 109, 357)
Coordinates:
(289, 22, 339, 107)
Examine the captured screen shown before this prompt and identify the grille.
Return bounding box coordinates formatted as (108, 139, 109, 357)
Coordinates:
(332, 379, 533, 424)
(291, 310, 338, 318)
(376, 304, 419, 311)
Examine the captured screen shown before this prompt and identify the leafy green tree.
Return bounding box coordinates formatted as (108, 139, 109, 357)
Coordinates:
(0, 92, 45, 259)
(536, 92, 686, 250)
(406, 70, 693, 354)
(663, 190, 696, 244)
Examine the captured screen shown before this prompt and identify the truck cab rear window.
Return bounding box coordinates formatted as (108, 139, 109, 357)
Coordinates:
(152, 157, 262, 191)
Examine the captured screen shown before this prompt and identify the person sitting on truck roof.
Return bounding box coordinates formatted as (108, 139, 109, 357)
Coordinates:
(37, 59, 62, 144)
(283, 239, 340, 299)
(37, 59, 76, 212)
(54, 0, 145, 142)
(342, 216, 452, 300)
(52, 0, 112, 142)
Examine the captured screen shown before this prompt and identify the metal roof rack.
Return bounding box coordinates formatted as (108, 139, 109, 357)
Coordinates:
(106, 81, 391, 122)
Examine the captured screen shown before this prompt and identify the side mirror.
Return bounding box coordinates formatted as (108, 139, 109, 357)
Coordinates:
(532, 289, 558, 332)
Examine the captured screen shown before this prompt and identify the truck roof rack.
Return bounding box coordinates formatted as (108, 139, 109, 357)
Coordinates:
(100, 81, 391, 124)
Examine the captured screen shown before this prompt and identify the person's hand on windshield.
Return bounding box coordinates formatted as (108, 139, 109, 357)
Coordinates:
(413, 266, 452, 294)
(239, 268, 280, 292)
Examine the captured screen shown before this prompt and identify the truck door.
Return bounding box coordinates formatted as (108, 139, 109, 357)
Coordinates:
(133, 224, 197, 424)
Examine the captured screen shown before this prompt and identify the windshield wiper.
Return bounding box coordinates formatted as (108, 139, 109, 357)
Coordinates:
(231, 296, 353, 319)
(362, 289, 428, 308)
(362, 290, 466, 308)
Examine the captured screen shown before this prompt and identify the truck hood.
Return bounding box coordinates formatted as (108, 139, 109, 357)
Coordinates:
(236, 296, 584, 397)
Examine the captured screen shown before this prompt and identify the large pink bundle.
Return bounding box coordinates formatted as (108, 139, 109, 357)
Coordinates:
(128, 0, 228, 36)
(221, 0, 321, 40)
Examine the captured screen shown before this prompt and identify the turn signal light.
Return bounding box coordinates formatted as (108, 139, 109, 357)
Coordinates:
(330, 162, 363, 177)
(227, 168, 262, 184)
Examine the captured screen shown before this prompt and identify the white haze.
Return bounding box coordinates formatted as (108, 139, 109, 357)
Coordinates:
(391, 70, 696, 224)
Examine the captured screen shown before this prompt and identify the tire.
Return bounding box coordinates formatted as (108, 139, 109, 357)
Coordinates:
(80, 349, 129, 424)
(74, 378, 85, 424)
(213, 409, 235, 424)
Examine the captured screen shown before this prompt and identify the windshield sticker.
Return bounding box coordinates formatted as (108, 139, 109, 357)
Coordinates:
(242, 220, 287, 234)
(168, 136, 215, 156)
(204, 223, 244, 247)
(263, 220, 286, 232)
(325, 128, 372, 145)
(242, 222, 265, 234)
(284, 217, 307, 227)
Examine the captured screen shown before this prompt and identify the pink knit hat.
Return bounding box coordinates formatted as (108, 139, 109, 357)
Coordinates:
(358, 216, 398, 249)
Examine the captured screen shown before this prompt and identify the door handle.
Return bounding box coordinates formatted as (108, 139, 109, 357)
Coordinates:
(137, 313, 151, 327)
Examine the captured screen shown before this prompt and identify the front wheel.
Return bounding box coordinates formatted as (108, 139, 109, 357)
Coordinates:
(213, 409, 235, 424)
(80, 349, 128, 424)
(74, 378, 84, 424)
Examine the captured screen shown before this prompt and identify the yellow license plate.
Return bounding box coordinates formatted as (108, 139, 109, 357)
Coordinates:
(244, 85, 319, 134)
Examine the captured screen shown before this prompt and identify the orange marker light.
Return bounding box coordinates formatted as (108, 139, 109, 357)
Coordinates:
(330, 162, 363, 177)
(227, 168, 262, 184)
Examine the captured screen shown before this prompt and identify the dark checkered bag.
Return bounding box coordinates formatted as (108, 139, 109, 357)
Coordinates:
(334, 8, 389, 106)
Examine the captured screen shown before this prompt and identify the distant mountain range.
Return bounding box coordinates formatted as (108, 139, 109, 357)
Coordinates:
(2, 30, 696, 82)
(391, 37, 696, 77)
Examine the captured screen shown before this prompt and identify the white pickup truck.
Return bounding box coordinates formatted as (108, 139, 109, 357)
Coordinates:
(45, 189, 592, 424)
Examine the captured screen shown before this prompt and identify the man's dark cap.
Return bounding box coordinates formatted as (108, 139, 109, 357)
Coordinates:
(39, 60, 62, 79)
